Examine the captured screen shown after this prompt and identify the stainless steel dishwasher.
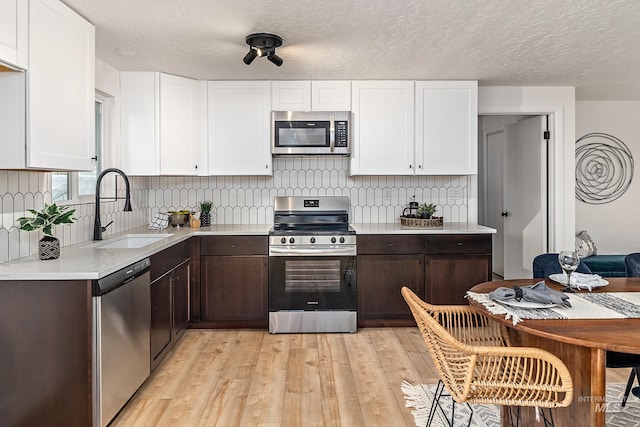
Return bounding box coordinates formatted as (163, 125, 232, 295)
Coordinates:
(92, 258, 151, 427)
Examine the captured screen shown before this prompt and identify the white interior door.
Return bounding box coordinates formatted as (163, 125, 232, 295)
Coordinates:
(486, 131, 505, 277)
(503, 116, 547, 279)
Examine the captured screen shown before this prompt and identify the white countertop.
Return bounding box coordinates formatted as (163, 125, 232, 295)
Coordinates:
(0, 224, 272, 281)
(351, 222, 496, 234)
(0, 222, 494, 281)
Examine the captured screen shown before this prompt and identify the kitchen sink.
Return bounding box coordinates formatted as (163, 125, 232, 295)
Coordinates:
(95, 234, 173, 249)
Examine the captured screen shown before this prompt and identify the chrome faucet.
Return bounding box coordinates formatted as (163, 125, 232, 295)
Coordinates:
(93, 168, 132, 240)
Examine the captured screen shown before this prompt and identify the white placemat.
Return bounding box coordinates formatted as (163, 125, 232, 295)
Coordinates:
(466, 291, 628, 325)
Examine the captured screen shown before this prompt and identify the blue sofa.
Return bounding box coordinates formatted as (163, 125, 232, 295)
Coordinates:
(581, 255, 627, 277)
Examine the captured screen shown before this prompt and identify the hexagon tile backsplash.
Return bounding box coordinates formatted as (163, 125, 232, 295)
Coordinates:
(0, 157, 470, 262)
(147, 157, 470, 225)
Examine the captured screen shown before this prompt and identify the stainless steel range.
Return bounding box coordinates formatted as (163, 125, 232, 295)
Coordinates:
(269, 196, 356, 333)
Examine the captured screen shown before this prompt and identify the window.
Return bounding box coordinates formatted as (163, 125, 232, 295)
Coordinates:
(52, 97, 104, 203)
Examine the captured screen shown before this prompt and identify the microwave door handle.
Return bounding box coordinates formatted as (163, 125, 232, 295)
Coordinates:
(329, 114, 335, 152)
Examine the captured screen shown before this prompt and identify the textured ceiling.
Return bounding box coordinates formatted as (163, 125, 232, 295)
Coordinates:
(62, 0, 640, 100)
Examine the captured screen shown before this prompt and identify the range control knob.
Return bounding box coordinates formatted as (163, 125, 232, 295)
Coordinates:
(339, 236, 345, 243)
(310, 237, 316, 244)
(280, 237, 286, 244)
(331, 237, 337, 243)
(289, 237, 295, 244)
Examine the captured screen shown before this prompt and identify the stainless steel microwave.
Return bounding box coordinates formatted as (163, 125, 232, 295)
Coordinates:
(272, 111, 350, 156)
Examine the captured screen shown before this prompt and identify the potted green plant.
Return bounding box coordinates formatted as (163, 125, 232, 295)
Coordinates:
(417, 203, 437, 219)
(17, 203, 76, 260)
(200, 201, 213, 227)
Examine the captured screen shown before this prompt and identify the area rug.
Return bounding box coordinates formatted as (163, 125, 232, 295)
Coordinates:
(402, 382, 640, 427)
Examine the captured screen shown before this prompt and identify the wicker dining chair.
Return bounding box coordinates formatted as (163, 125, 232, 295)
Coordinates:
(402, 287, 574, 427)
(404, 284, 511, 348)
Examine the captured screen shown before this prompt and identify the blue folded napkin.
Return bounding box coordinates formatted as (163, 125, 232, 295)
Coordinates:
(489, 281, 571, 307)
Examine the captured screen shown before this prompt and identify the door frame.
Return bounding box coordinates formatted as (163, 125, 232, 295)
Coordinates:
(479, 107, 562, 253)
(483, 128, 505, 276)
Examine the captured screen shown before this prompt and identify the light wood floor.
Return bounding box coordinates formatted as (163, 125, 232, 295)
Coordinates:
(112, 328, 631, 427)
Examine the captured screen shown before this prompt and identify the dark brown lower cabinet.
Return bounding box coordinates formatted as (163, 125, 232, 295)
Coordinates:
(424, 234, 492, 305)
(150, 273, 172, 365)
(357, 254, 424, 327)
(201, 255, 268, 326)
(357, 234, 425, 327)
(150, 257, 191, 369)
(198, 235, 268, 328)
(356, 233, 492, 325)
(425, 255, 492, 305)
(172, 261, 190, 337)
(0, 280, 92, 427)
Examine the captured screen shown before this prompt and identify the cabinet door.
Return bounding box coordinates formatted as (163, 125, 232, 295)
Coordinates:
(120, 72, 159, 175)
(272, 80, 311, 111)
(201, 255, 268, 322)
(160, 74, 207, 175)
(311, 81, 351, 111)
(425, 255, 491, 305)
(207, 81, 272, 175)
(28, 0, 94, 170)
(121, 72, 207, 176)
(172, 262, 190, 338)
(150, 274, 172, 365)
(415, 81, 478, 175)
(350, 81, 415, 175)
(357, 254, 424, 324)
(0, 0, 27, 69)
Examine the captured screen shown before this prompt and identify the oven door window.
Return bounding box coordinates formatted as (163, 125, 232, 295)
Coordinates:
(275, 121, 330, 147)
(269, 256, 356, 311)
(285, 259, 341, 292)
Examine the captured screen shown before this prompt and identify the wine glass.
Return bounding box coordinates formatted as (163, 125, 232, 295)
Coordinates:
(558, 251, 580, 292)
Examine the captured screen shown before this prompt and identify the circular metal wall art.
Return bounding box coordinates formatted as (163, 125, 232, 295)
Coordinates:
(575, 133, 634, 204)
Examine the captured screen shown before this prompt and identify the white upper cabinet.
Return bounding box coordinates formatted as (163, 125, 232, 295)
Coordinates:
(272, 81, 351, 111)
(272, 81, 311, 111)
(160, 74, 207, 175)
(208, 81, 272, 176)
(28, 0, 95, 170)
(120, 72, 158, 175)
(350, 81, 415, 175)
(311, 81, 351, 111)
(350, 80, 478, 176)
(120, 72, 206, 175)
(0, 0, 27, 69)
(0, 0, 95, 171)
(415, 81, 478, 175)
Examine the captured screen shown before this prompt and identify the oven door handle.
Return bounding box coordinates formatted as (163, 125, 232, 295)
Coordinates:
(269, 246, 356, 257)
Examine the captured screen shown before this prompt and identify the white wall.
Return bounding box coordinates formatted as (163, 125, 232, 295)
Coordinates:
(576, 101, 640, 254)
(479, 86, 576, 252)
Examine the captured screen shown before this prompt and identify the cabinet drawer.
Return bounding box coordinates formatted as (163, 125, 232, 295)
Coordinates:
(150, 239, 191, 282)
(358, 234, 424, 255)
(200, 235, 268, 256)
(424, 234, 491, 254)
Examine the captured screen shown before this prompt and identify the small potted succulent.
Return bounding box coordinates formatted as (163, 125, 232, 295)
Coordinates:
(200, 201, 213, 227)
(417, 203, 437, 219)
(17, 203, 76, 260)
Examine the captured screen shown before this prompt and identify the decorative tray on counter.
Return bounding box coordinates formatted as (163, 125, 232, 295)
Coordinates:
(400, 216, 444, 228)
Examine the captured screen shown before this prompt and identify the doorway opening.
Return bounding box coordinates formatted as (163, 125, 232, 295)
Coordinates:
(478, 115, 551, 279)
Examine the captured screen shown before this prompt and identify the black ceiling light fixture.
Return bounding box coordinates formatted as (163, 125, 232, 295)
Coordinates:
(243, 33, 283, 67)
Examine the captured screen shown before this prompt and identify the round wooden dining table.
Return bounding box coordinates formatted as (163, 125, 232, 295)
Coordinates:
(468, 278, 640, 427)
